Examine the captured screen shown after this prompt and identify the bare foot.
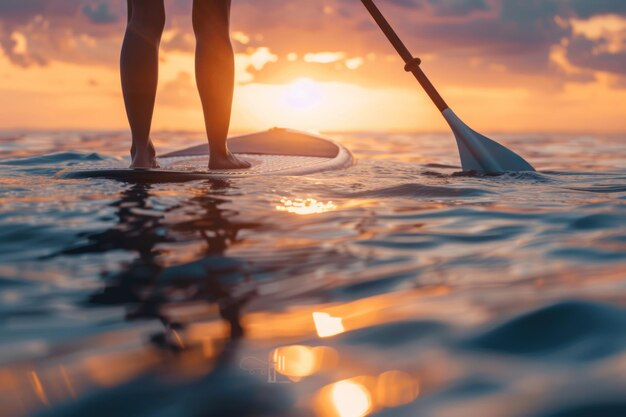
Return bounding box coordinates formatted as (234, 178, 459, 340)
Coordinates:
(209, 151, 251, 170)
(130, 141, 160, 169)
(130, 155, 159, 169)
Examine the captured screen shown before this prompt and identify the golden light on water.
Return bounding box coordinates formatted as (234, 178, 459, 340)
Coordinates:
(313, 312, 345, 338)
(271, 345, 338, 380)
(242, 286, 459, 341)
(59, 366, 77, 399)
(317, 379, 373, 417)
(276, 198, 337, 216)
(29, 371, 49, 406)
(316, 372, 419, 417)
(332, 380, 372, 417)
(82, 350, 158, 388)
(273, 345, 318, 378)
(375, 370, 420, 408)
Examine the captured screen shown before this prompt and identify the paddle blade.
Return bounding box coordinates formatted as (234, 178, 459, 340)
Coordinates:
(442, 109, 535, 173)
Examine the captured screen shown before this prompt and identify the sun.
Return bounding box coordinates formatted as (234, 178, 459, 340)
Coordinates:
(282, 78, 323, 109)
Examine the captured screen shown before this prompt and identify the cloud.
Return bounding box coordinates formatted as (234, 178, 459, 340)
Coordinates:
(0, 0, 123, 67)
(562, 14, 626, 77)
(158, 70, 197, 106)
(567, 35, 626, 75)
(0, 0, 82, 22)
(388, 0, 490, 17)
(568, 0, 626, 19)
(430, 0, 490, 16)
(83, 2, 119, 24)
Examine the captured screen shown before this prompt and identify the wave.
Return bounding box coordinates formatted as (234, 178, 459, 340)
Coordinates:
(566, 185, 626, 193)
(0, 152, 108, 166)
(335, 320, 451, 348)
(461, 301, 626, 361)
(530, 401, 626, 417)
(569, 213, 626, 230)
(335, 183, 494, 198)
(452, 170, 553, 182)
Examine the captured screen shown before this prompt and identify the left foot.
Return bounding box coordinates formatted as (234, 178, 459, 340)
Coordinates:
(130, 141, 160, 169)
(130, 154, 160, 169)
(209, 151, 251, 170)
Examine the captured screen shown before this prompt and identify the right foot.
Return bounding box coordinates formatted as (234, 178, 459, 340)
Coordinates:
(209, 151, 252, 170)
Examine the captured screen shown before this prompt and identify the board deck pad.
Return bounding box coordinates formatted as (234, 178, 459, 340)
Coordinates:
(59, 128, 353, 182)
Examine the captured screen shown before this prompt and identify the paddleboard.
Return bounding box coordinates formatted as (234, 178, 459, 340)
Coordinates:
(59, 128, 353, 182)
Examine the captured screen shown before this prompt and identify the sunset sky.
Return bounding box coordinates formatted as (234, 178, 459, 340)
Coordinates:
(0, 0, 625, 133)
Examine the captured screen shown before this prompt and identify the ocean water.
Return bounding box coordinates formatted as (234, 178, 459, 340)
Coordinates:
(0, 130, 625, 417)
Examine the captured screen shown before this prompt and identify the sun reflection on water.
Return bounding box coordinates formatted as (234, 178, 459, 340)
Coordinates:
(275, 198, 337, 215)
(271, 345, 338, 381)
(316, 372, 420, 417)
(316, 378, 373, 417)
(313, 312, 345, 338)
(332, 380, 372, 417)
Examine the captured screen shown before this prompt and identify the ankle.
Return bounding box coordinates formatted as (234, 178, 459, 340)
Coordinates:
(131, 140, 156, 158)
(209, 147, 229, 158)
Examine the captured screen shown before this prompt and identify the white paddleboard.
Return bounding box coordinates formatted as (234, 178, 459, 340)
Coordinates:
(59, 128, 353, 182)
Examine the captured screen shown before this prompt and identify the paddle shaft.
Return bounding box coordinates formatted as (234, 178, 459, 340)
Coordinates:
(361, 0, 449, 112)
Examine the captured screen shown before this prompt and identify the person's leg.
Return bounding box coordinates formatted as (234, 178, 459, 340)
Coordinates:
(121, 0, 165, 168)
(193, 0, 250, 170)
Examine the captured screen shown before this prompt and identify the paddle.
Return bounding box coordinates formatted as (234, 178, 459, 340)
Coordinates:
(361, 0, 535, 173)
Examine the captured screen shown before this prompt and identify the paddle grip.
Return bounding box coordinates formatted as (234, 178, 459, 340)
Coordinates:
(360, 0, 449, 112)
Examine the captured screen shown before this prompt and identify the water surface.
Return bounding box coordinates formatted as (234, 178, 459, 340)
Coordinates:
(0, 131, 625, 417)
